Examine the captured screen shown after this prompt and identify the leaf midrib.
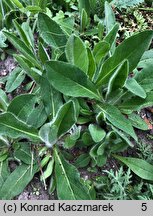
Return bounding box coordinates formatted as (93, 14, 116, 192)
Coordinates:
(0, 117, 39, 139)
(54, 148, 76, 199)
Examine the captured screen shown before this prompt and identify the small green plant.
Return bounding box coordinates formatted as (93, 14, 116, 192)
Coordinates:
(112, 0, 144, 9)
(95, 167, 153, 200)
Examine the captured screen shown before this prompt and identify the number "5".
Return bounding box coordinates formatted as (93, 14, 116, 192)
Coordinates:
(141, 203, 147, 211)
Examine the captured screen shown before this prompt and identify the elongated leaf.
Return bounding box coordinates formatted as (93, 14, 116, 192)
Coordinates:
(87, 48, 96, 80)
(3, 31, 40, 68)
(39, 77, 53, 116)
(104, 23, 119, 49)
(106, 60, 129, 98)
(46, 61, 101, 100)
(22, 22, 34, 48)
(125, 78, 146, 99)
(98, 104, 137, 141)
(81, 8, 88, 32)
(65, 34, 89, 73)
(0, 160, 10, 188)
(11, 0, 23, 8)
(0, 164, 38, 200)
(79, 0, 90, 15)
(114, 155, 153, 181)
(96, 30, 153, 86)
(38, 13, 67, 51)
(0, 89, 9, 111)
(38, 42, 50, 64)
(5, 67, 25, 93)
(93, 41, 110, 64)
(119, 91, 153, 111)
(0, 112, 39, 142)
(128, 113, 148, 130)
(14, 55, 41, 83)
(105, 1, 116, 33)
(54, 147, 91, 200)
(39, 101, 77, 147)
(135, 62, 153, 92)
(13, 20, 30, 47)
(41, 158, 54, 181)
(111, 126, 134, 147)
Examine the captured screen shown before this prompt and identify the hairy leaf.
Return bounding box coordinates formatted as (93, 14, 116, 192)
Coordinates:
(38, 13, 67, 51)
(0, 113, 39, 142)
(54, 147, 91, 200)
(39, 101, 77, 147)
(65, 34, 89, 73)
(0, 164, 38, 200)
(96, 30, 153, 86)
(98, 104, 137, 141)
(114, 155, 153, 181)
(46, 61, 101, 100)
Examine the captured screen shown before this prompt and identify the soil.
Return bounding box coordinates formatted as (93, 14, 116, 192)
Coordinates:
(0, 56, 16, 77)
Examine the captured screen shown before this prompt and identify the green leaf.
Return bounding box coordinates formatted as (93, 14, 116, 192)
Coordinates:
(46, 60, 101, 100)
(0, 160, 10, 188)
(0, 89, 9, 111)
(65, 34, 89, 73)
(5, 67, 25, 93)
(128, 113, 148, 130)
(3, 31, 40, 68)
(56, 16, 75, 37)
(21, 22, 34, 48)
(87, 48, 96, 80)
(40, 76, 63, 120)
(0, 164, 38, 200)
(54, 147, 91, 200)
(11, 0, 23, 8)
(81, 9, 88, 32)
(104, 23, 119, 50)
(14, 143, 36, 165)
(93, 41, 110, 64)
(119, 91, 153, 111)
(26, 6, 42, 13)
(41, 158, 54, 181)
(105, 1, 116, 33)
(98, 104, 137, 141)
(74, 154, 90, 168)
(106, 60, 129, 98)
(39, 101, 77, 147)
(0, 112, 39, 142)
(89, 124, 106, 143)
(38, 42, 50, 64)
(14, 55, 41, 83)
(7, 94, 47, 128)
(79, 0, 90, 16)
(125, 78, 146, 99)
(7, 94, 37, 123)
(13, 20, 30, 47)
(96, 30, 153, 86)
(64, 126, 81, 149)
(38, 13, 67, 51)
(111, 126, 134, 147)
(135, 62, 153, 92)
(113, 155, 153, 181)
(0, 31, 7, 48)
